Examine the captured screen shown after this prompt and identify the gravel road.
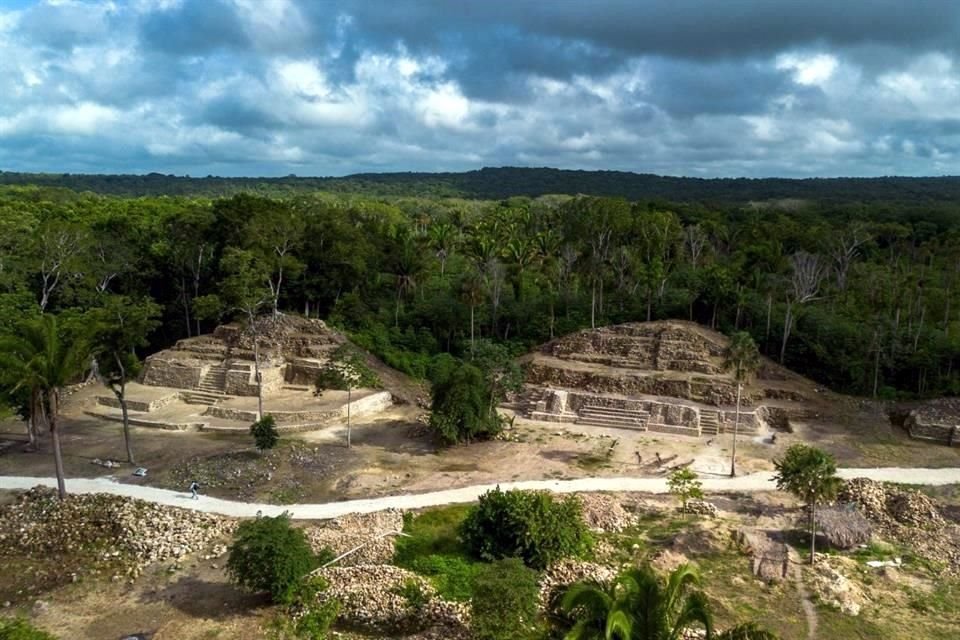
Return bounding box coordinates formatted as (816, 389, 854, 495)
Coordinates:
(1, 467, 958, 520)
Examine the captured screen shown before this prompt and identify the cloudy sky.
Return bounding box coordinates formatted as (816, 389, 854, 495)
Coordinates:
(2, 0, 960, 178)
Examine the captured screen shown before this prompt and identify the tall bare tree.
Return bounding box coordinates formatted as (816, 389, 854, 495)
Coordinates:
(780, 251, 826, 363)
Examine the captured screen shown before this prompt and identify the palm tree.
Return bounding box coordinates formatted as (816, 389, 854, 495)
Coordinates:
(0, 315, 90, 499)
(460, 271, 486, 354)
(723, 332, 760, 477)
(560, 564, 777, 640)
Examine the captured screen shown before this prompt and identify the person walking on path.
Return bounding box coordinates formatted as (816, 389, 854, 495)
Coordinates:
(188, 480, 200, 500)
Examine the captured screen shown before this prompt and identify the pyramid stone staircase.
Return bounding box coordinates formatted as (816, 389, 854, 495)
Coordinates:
(575, 404, 650, 431)
(699, 409, 721, 436)
(181, 364, 229, 405)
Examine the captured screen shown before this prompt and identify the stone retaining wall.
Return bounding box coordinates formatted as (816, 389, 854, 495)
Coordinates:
(526, 387, 764, 435)
(141, 360, 202, 390)
(905, 411, 960, 446)
(96, 392, 180, 413)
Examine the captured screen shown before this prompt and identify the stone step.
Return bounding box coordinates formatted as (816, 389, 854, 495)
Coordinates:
(575, 417, 647, 431)
(579, 410, 649, 424)
(646, 423, 701, 437)
(581, 406, 650, 419)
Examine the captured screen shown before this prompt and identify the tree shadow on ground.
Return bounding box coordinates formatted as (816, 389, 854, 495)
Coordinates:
(138, 576, 267, 621)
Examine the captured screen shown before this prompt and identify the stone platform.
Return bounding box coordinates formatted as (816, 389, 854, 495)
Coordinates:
(518, 321, 807, 438)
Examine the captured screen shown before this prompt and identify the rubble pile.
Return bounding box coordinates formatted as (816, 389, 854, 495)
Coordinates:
(810, 557, 867, 616)
(305, 510, 404, 566)
(538, 560, 617, 612)
(578, 494, 637, 533)
(316, 565, 469, 635)
(0, 487, 234, 572)
(840, 479, 944, 530)
(681, 499, 719, 518)
(840, 478, 959, 574)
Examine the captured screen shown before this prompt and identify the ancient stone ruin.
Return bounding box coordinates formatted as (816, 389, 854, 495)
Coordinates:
(518, 321, 804, 438)
(91, 315, 392, 432)
(903, 399, 960, 447)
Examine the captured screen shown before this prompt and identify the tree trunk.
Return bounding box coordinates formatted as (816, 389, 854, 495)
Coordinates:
(730, 382, 741, 477)
(809, 502, 817, 565)
(764, 294, 772, 354)
(780, 303, 793, 364)
(27, 387, 40, 450)
(590, 282, 597, 329)
(49, 390, 66, 499)
(395, 287, 402, 328)
(346, 386, 352, 448)
(873, 341, 881, 398)
(181, 279, 192, 338)
(253, 334, 264, 421)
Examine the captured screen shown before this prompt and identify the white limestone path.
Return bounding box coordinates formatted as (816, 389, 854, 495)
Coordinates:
(1, 467, 959, 520)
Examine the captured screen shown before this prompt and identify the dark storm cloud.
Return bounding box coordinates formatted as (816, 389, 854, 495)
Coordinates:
(1, 0, 960, 177)
(139, 0, 251, 55)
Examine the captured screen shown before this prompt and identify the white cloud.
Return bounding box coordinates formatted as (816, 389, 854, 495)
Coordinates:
(776, 52, 838, 86)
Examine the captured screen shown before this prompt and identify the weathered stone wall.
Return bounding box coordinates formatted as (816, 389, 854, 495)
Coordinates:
(222, 366, 284, 396)
(905, 411, 960, 446)
(141, 360, 201, 390)
(285, 359, 324, 385)
(96, 392, 179, 413)
(525, 363, 749, 407)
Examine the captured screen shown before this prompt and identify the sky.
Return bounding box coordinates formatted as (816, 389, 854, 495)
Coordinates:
(1, 0, 960, 178)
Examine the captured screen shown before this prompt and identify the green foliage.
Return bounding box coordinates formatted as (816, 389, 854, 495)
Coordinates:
(226, 513, 317, 603)
(557, 564, 779, 640)
(773, 444, 842, 563)
(667, 468, 704, 513)
(392, 578, 432, 612)
(0, 618, 57, 640)
(269, 576, 339, 640)
(460, 488, 591, 569)
(429, 358, 503, 445)
(251, 414, 280, 452)
(471, 557, 541, 640)
(773, 445, 841, 506)
(314, 344, 381, 394)
(724, 332, 761, 384)
(393, 505, 484, 602)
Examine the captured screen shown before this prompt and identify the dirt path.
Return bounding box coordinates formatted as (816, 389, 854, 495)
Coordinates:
(790, 552, 819, 640)
(1, 466, 959, 520)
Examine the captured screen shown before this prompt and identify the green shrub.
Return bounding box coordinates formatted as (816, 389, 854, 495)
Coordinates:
(250, 414, 280, 452)
(460, 488, 591, 569)
(471, 557, 541, 640)
(407, 554, 481, 602)
(227, 513, 317, 603)
(429, 359, 503, 445)
(269, 576, 339, 639)
(393, 505, 484, 601)
(393, 578, 432, 612)
(0, 618, 57, 640)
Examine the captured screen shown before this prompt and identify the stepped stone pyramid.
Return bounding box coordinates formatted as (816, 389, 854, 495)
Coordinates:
(140, 315, 344, 397)
(519, 321, 806, 438)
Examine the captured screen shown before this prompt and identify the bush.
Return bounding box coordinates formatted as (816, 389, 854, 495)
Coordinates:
(251, 414, 280, 452)
(0, 618, 57, 640)
(429, 359, 503, 445)
(269, 576, 339, 639)
(471, 557, 541, 640)
(227, 513, 317, 603)
(460, 488, 591, 569)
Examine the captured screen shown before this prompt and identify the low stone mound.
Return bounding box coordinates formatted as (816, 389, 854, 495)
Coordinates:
(680, 499, 719, 518)
(316, 564, 469, 635)
(221, 314, 343, 357)
(538, 559, 617, 612)
(0, 487, 234, 574)
(305, 510, 404, 566)
(579, 494, 636, 533)
(810, 557, 867, 616)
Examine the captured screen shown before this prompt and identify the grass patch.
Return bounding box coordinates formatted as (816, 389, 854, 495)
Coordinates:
(393, 505, 486, 602)
(574, 452, 612, 471)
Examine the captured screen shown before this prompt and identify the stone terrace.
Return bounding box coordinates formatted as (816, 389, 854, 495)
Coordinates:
(518, 321, 808, 438)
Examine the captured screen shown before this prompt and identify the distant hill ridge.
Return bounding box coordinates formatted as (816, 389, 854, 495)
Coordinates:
(3, 166, 960, 202)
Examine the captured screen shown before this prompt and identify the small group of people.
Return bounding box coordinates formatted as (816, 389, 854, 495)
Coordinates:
(634, 451, 663, 465)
